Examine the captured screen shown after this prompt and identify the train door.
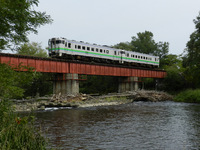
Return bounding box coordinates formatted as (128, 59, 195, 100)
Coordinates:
(120, 50, 125, 63)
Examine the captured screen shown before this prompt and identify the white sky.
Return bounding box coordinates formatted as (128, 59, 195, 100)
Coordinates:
(28, 0, 200, 55)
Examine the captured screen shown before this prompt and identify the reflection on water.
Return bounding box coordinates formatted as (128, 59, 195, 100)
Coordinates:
(35, 101, 200, 149)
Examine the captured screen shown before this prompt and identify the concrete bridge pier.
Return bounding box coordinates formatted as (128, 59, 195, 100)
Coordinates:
(118, 77, 139, 93)
(53, 73, 79, 95)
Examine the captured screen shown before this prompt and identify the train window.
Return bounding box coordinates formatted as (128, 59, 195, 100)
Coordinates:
(104, 50, 106, 53)
(132, 55, 134, 58)
(65, 42, 68, 47)
(82, 46, 85, 50)
(68, 43, 71, 48)
(78, 45, 81, 49)
(106, 50, 109, 54)
(138, 56, 140, 59)
(127, 53, 129, 57)
(114, 51, 117, 55)
(100, 49, 102, 53)
(62, 41, 64, 44)
(91, 48, 94, 51)
(96, 48, 99, 52)
(87, 47, 90, 51)
(56, 40, 61, 44)
(135, 55, 137, 58)
(75, 45, 77, 49)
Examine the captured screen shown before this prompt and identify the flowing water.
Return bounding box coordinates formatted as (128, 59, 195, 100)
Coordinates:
(35, 101, 200, 149)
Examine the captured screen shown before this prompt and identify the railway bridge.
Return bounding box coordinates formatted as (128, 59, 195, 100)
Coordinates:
(0, 53, 166, 95)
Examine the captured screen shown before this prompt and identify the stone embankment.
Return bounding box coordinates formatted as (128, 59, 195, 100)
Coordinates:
(12, 90, 173, 112)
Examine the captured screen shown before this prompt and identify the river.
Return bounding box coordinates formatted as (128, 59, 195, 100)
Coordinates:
(35, 101, 200, 149)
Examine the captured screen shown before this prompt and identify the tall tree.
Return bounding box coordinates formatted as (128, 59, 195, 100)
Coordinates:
(114, 31, 169, 60)
(161, 54, 186, 91)
(131, 31, 169, 59)
(182, 12, 200, 89)
(17, 42, 48, 57)
(131, 31, 157, 54)
(0, 0, 52, 51)
(184, 12, 200, 67)
(16, 42, 52, 97)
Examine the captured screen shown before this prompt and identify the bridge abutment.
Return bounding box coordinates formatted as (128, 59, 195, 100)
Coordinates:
(118, 77, 139, 93)
(53, 73, 79, 95)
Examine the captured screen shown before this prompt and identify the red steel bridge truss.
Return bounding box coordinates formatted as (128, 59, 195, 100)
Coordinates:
(0, 53, 166, 78)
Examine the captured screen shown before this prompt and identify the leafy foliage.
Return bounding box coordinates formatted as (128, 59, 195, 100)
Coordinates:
(114, 31, 169, 60)
(16, 42, 53, 97)
(0, 0, 52, 50)
(160, 12, 200, 96)
(184, 12, 200, 67)
(24, 73, 53, 97)
(80, 76, 118, 94)
(163, 65, 185, 92)
(180, 12, 200, 89)
(174, 89, 200, 103)
(17, 42, 48, 57)
(0, 100, 47, 149)
(0, 65, 23, 98)
(0, 62, 48, 99)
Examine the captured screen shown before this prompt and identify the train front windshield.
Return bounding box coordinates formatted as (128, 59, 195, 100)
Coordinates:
(56, 40, 63, 44)
(49, 39, 64, 49)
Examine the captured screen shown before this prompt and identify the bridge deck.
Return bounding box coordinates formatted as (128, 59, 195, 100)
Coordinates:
(0, 53, 166, 78)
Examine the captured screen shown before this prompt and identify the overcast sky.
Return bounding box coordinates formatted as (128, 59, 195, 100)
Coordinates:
(28, 0, 200, 55)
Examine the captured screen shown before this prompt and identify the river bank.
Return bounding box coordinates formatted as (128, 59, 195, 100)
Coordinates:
(12, 90, 173, 112)
(174, 89, 200, 103)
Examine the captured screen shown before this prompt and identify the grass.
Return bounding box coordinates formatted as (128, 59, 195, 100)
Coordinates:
(0, 99, 48, 150)
(174, 89, 200, 103)
(104, 96, 128, 102)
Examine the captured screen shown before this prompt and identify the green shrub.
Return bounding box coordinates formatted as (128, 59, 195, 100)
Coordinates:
(0, 100, 47, 150)
(174, 89, 200, 103)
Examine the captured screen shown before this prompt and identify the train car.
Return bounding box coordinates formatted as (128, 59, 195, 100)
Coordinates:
(48, 37, 159, 68)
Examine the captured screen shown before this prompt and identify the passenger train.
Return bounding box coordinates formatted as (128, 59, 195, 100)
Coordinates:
(48, 37, 159, 68)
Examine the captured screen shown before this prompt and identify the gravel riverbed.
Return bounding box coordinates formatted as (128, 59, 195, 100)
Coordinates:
(12, 90, 173, 112)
